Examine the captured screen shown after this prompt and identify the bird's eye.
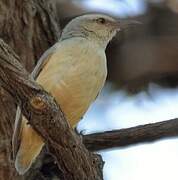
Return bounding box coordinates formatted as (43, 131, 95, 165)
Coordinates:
(96, 18, 106, 24)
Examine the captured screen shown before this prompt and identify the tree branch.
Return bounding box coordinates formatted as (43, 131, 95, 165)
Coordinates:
(83, 118, 178, 151)
(0, 39, 104, 180)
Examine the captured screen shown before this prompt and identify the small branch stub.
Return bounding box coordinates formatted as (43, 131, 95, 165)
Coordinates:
(30, 96, 47, 110)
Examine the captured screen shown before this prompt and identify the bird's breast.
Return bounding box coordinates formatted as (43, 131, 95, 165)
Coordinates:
(37, 40, 107, 126)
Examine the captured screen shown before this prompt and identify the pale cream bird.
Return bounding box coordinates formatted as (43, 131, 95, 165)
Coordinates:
(12, 13, 137, 175)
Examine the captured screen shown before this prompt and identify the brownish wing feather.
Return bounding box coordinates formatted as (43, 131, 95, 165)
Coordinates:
(12, 43, 58, 159)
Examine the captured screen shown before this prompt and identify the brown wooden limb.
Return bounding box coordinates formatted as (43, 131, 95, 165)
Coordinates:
(0, 0, 61, 179)
(83, 118, 178, 151)
(0, 39, 104, 179)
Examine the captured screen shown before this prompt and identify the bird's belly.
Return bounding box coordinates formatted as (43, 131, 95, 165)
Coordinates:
(36, 55, 107, 127)
(52, 76, 104, 126)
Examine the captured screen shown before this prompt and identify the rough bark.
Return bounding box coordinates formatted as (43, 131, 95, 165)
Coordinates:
(83, 118, 178, 151)
(0, 0, 60, 179)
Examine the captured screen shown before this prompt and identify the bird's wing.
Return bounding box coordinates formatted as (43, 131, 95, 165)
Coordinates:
(32, 44, 58, 79)
(12, 43, 58, 159)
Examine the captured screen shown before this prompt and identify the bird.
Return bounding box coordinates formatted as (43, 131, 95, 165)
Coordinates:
(12, 13, 138, 175)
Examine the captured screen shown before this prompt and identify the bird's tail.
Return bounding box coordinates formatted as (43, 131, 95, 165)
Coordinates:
(15, 117, 44, 175)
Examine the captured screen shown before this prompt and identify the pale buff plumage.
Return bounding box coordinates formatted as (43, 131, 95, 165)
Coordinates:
(37, 39, 107, 124)
(14, 14, 120, 175)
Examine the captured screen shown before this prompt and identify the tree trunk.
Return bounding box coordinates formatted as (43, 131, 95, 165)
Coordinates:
(0, 0, 60, 179)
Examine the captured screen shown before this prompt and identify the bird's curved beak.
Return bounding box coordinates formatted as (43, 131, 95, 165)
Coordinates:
(114, 19, 142, 31)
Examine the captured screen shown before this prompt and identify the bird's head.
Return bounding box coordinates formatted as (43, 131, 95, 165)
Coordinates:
(60, 14, 139, 48)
